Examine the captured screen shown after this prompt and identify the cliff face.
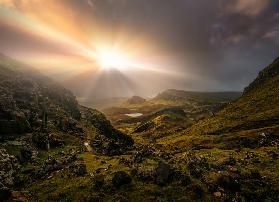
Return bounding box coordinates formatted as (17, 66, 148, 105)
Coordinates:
(244, 57, 279, 94)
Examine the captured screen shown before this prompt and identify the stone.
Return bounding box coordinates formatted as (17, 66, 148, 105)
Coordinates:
(93, 174, 104, 189)
(214, 191, 222, 198)
(180, 174, 192, 186)
(0, 182, 11, 201)
(192, 184, 204, 198)
(19, 147, 33, 163)
(228, 166, 238, 173)
(216, 174, 240, 192)
(155, 162, 171, 185)
(223, 156, 236, 166)
(112, 171, 132, 188)
(71, 163, 87, 177)
(137, 170, 154, 182)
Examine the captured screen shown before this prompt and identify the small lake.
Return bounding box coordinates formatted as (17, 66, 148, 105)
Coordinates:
(125, 113, 143, 117)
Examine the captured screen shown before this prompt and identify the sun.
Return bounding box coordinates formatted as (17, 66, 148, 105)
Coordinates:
(97, 49, 130, 70)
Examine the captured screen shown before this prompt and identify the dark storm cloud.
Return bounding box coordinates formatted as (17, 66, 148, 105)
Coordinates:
(0, 0, 279, 94)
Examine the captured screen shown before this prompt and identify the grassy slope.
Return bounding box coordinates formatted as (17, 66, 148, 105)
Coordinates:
(188, 74, 279, 136)
(154, 58, 279, 200)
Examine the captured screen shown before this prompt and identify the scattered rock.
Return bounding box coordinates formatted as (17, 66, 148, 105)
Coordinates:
(188, 155, 209, 178)
(133, 145, 155, 163)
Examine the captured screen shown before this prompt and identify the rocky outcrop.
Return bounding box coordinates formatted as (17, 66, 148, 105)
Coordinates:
(0, 149, 19, 188)
(0, 55, 81, 136)
(81, 106, 134, 155)
(133, 121, 155, 133)
(244, 57, 279, 94)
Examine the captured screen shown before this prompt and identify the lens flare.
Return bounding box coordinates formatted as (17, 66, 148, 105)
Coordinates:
(97, 49, 131, 70)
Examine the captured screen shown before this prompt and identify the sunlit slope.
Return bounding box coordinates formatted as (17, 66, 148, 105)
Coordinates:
(188, 57, 279, 136)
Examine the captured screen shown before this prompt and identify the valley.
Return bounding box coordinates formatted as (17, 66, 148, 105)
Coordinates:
(0, 55, 278, 201)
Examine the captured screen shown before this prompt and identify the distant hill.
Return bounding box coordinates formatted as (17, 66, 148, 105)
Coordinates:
(154, 89, 242, 105)
(78, 97, 128, 110)
(123, 96, 146, 105)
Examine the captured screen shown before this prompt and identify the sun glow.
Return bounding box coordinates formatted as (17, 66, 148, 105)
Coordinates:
(97, 49, 131, 70)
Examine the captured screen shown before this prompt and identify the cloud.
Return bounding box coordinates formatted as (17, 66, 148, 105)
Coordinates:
(226, 0, 270, 17)
(0, 0, 279, 97)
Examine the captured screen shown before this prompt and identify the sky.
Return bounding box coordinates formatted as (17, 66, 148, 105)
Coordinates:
(0, 0, 279, 100)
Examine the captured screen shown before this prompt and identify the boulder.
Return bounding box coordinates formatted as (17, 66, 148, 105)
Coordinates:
(170, 170, 191, 186)
(136, 170, 155, 182)
(222, 156, 236, 166)
(71, 163, 87, 177)
(155, 162, 171, 186)
(19, 147, 33, 163)
(216, 173, 240, 192)
(112, 171, 132, 188)
(92, 174, 105, 189)
(0, 182, 11, 201)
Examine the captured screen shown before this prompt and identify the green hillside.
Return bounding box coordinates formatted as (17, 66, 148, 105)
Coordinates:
(156, 57, 279, 201)
(188, 57, 279, 136)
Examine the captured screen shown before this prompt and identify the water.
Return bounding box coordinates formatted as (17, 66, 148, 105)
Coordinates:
(125, 113, 143, 117)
